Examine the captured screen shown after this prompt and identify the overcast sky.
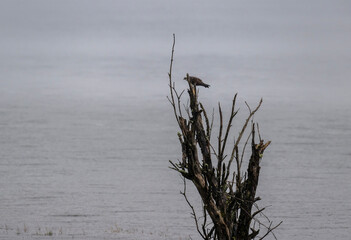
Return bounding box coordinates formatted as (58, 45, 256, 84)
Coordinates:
(1, 0, 350, 56)
(0, 0, 350, 104)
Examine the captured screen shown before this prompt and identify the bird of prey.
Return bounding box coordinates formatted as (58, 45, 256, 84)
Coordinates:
(184, 76, 210, 88)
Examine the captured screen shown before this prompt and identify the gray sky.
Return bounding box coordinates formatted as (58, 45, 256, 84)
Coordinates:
(1, 0, 350, 56)
(0, 0, 350, 104)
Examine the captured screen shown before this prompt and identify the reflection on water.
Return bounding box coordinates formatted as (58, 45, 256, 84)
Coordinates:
(1, 0, 351, 239)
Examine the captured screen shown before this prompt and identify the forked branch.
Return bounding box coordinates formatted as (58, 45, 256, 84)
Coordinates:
(167, 34, 280, 240)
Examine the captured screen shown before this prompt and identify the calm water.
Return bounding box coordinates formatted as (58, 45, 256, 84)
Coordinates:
(1, 1, 351, 239)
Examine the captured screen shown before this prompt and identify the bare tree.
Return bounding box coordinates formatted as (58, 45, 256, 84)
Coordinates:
(168, 34, 281, 240)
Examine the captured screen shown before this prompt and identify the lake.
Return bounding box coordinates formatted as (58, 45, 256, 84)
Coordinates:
(0, 1, 350, 239)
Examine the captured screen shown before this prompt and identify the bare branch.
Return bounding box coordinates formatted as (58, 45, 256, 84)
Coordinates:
(167, 34, 180, 126)
(258, 221, 283, 240)
(221, 93, 238, 156)
(200, 102, 211, 140)
(240, 129, 252, 167)
(167, 35, 278, 239)
(210, 108, 214, 141)
(257, 123, 262, 142)
(180, 177, 206, 239)
(173, 86, 185, 118)
(229, 98, 263, 167)
(217, 102, 224, 184)
(251, 207, 266, 219)
(218, 102, 223, 158)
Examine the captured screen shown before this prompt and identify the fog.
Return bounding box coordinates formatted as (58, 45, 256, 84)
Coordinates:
(1, 1, 350, 103)
(0, 1, 350, 239)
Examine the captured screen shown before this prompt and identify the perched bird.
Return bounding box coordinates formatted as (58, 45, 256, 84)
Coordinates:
(184, 76, 210, 88)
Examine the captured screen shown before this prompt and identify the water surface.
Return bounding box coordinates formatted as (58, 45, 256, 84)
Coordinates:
(0, 1, 350, 239)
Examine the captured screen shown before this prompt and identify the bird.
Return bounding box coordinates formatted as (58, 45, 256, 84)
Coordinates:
(184, 76, 210, 88)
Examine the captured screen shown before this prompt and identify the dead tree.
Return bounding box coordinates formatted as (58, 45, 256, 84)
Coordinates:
(168, 34, 281, 240)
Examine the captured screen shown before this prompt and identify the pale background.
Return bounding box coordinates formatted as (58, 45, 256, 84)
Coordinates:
(0, 1, 350, 239)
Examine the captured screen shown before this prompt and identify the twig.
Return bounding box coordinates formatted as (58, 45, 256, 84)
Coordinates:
(257, 123, 262, 142)
(258, 221, 282, 240)
(168, 34, 180, 126)
(228, 99, 263, 171)
(221, 94, 238, 157)
(240, 129, 252, 167)
(180, 177, 206, 239)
